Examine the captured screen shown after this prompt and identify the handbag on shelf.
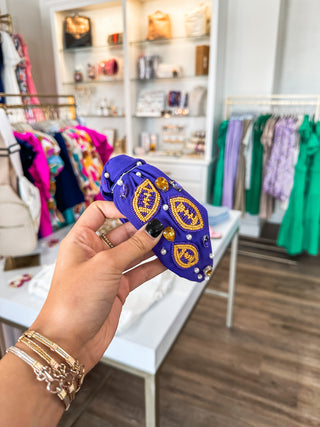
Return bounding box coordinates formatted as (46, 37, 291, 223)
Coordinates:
(185, 3, 210, 37)
(147, 10, 172, 40)
(64, 15, 92, 49)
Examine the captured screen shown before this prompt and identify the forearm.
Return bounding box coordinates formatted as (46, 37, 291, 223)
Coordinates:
(0, 348, 64, 427)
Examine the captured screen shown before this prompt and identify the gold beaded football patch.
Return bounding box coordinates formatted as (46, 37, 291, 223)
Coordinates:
(170, 197, 204, 231)
(174, 244, 199, 268)
(133, 179, 160, 222)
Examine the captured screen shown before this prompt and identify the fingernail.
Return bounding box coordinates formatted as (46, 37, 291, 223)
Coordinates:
(145, 218, 164, 238)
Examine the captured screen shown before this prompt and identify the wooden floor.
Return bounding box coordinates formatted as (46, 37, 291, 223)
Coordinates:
(59, 246, 320, 427)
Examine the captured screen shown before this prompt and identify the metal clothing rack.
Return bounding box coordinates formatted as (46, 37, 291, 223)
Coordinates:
(225, 94, 320, 120)
(0, 93, 77, 119)
(0, 13, 13, 33)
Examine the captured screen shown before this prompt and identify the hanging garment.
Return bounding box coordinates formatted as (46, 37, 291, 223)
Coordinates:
(301, 122, 320, 255)
(212, 120, 228, 206)
(0, 31, 22, 105)
(222, 119, 243, 209)
(259, 117, 277, 219)
(277, 116, 316, 255)
(13, 34, 44, 122)
(53, 132, 85, 214)
(243, 121, 254, 190)
(0, 42, 5, 103)
(75, 125, 113, 164)
(14, 131, 52, 237)
(245, 114, 270, 215)
(263, 117, 297, 202)
(17, 137, 36, 183)
(234, 119, 251, 213)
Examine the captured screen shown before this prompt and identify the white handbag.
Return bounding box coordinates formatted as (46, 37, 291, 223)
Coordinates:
(185, 3, 210, 37)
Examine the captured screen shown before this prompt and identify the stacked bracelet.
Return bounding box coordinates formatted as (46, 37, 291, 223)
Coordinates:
(7, 331, 85, 411)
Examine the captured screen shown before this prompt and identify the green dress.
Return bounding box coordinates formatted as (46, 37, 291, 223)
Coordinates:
(302, 121, 320, 255)
(277, 116, 316, 255)
(212, 120, 229, 206)
(245, 114, 271, 214)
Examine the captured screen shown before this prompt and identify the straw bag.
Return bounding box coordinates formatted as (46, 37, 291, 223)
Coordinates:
(147, 11, 172, 40)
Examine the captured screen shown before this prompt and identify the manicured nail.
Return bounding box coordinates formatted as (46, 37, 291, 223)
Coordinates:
(145, 219, 164, 238)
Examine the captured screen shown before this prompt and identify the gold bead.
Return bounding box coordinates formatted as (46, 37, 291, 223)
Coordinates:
(163, 226, 175, 241)
(155, 177, 169, 192)
(204, 266, 213, 276)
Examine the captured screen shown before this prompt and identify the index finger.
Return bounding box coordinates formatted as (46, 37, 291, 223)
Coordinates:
(74, 201, 126, 232)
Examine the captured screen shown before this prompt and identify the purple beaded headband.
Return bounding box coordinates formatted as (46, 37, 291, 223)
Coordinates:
(100, 155, 213, 282)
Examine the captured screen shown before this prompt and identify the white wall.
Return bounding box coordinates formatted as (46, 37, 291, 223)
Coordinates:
(5, 0, 54, 94)
(5, 0, 320, 105)
(275, 0, 320, 93)
(222, 0, 281, 98)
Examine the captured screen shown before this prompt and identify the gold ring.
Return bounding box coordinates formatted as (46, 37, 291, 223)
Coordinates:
(98, 231, 114, 248)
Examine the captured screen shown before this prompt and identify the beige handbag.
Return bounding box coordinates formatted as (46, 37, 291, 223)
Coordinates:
(147, 11, 172, 40)
(0, 136, 38, 257)
(185, 3, 210, 37)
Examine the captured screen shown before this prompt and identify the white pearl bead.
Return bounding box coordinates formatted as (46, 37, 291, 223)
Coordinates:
(136, 161, 142, 166)
(104, 172, 110, 179)
(161, 248, 167, 255)
(194, 267, 199, 273)
(186, 234, 192, 240)
(117, 179, 123, 186)
(209, 253, 214, 259)
(197, 274, 203, 280)
(163, 204, 169, 211)
(136, 172, 142, 177)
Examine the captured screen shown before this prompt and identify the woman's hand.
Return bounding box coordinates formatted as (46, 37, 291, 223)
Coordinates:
(30, 201, 165, 372)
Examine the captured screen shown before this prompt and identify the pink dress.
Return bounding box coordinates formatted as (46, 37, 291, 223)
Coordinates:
(14, 132, 52, 237)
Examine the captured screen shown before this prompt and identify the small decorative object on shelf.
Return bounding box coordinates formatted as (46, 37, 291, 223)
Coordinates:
(147, 10, 172, 40)
(162, 124, 186, 154)
(74, 66, 83, 83)
(87, 63, 97, 80)
(136, 90, 165, 117)
(189, 86, 207, 116)
(156, 63, 182, 79)
(185, 130, 206, 155)
(107, 32, 123, 45)
(137, 55, 160, 80)
(195, 45, 210, 75)
(98, 58, 119, 76)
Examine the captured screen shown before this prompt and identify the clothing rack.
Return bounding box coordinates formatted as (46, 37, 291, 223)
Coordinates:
(221, 94, 320, 264)
(225, 94, 320, 121)
(0, 93, 77, 118)
(0, 13, 13, 33)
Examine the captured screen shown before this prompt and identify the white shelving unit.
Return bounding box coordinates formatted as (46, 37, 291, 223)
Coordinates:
(49, 0, 220, 202)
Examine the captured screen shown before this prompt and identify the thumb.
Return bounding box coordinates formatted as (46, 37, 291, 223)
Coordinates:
(111, 219, 164, 271)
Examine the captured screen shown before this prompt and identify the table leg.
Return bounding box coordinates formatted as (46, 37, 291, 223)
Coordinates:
(0, 322, 6, 358)
(144, 373, 159, 427)
(226, 230, 239, 328)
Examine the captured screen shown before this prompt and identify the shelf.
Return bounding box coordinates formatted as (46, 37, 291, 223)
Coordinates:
(135, 153, 208, 165)
(132, 75, 208, 83)
(80, 114, 125, 118)
(133, 115, 206, 119)
(62, 78, 123, 85)
(130, 34, 210, 47)
(60, 44, 123, 54)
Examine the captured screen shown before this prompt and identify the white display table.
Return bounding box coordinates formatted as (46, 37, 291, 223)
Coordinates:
(0, 210, 241, 427)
